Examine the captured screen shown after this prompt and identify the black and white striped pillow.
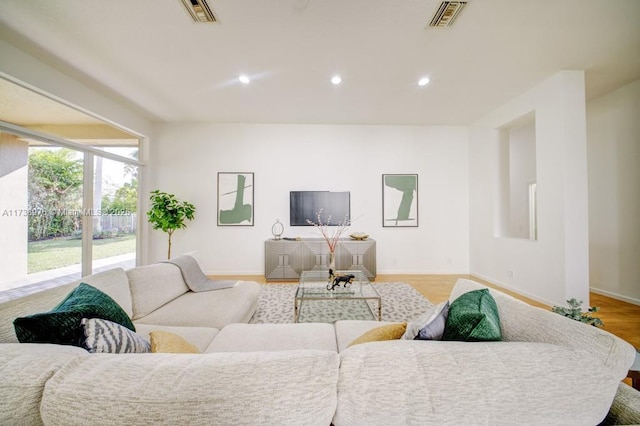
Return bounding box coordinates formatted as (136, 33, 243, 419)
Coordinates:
(80, 318, 150, 353)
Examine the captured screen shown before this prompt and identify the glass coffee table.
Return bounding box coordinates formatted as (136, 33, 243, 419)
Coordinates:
(294, 270, 382, 323)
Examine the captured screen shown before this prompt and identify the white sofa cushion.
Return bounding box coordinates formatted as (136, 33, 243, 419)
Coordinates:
(79, 267, 134, 317)
(134, 281, 261, 329)
(605, 382, 640, 425)
(0, 343, 88, 426)
(206, 323, 337, 353)
(41, 350, 339, 426)
(335, 340, 622, 426)
(126, 263, 189, 320)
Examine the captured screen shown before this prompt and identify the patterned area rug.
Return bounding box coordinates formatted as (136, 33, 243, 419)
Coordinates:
(249, 282, 433, 324)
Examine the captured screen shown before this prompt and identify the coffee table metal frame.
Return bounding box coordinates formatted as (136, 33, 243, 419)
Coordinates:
(294, 270, 381, 323)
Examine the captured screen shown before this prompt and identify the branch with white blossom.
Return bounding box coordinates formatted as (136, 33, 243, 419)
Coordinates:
(306, 209, 350, 252)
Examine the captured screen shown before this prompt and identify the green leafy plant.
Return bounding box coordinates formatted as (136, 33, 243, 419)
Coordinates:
(551, 298, 603, 327)
(147, 190, 196, 259)
(28, 149, 83, 240)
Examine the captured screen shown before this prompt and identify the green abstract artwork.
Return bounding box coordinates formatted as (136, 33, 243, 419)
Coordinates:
(217, 172, 254, 226)
(382, 174, 418, 227)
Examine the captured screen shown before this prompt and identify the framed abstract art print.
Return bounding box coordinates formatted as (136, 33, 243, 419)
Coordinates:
(382, 174, 418, 227)
(217, 172, 254, 226)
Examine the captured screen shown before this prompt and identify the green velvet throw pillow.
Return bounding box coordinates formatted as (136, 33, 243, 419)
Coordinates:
(14, 282, 135, 346)
(442, 288, 502, 342)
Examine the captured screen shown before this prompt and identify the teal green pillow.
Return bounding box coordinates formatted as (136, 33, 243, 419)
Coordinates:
(442, 288, 502, 342)
(13, 282, 135, 346)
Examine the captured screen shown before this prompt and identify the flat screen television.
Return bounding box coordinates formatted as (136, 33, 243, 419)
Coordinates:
(289, 191, 351, 226)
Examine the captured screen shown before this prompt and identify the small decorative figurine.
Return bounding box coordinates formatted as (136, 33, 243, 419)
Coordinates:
(326, 274, 355, 291)
(271, 219, 284, 240)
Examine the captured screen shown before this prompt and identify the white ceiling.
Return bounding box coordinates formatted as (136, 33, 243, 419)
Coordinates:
(0, 0, 639, 126)
(0, 78, 105, 126)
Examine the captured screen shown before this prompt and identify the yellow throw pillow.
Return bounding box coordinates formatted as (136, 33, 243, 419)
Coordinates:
(149, 331, 200, 354)
(348, 322, 407, 348)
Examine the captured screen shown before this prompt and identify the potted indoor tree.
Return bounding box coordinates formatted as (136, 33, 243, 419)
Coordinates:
(147, 190, 196, 259)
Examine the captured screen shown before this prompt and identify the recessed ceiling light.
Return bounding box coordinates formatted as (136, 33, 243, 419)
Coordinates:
(331, 75, 342, 85)
(418, 77, 430, 86)
(238, 75, 250, 84)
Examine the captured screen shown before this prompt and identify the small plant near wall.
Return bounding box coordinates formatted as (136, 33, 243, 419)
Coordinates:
(147, 190, 196, 259)
(551, 298, 604, 327)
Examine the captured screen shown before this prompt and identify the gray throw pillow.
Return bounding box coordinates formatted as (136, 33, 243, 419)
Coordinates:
(402, 301, 449, 340)
(415, 301, 449, 340)
(80, 318, 150, 353)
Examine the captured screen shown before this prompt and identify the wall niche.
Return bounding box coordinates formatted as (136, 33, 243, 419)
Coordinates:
(496, 111, 537, 240)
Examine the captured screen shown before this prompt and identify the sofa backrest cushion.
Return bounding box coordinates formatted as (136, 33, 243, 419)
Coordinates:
(335, 340, 622, 425)
(206, 323, 338, 353)
(41, 350, 339, 426)
(0, 268, 131, 343)
(79, 267, 133, 316)
(132, 281, 261, 329)
(450, 278, 636, 380)
(126, 263, 189, 320)
(0, 343, 88, 426)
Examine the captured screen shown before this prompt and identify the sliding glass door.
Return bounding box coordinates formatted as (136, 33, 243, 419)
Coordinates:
(91, 152, 138, 274)
(27, 145, 85, 285)
(0, 126, 143, 294)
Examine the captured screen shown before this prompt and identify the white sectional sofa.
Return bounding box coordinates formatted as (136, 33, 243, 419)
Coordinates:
(0, 263, 261, 351)
(0, 263, 638, 425)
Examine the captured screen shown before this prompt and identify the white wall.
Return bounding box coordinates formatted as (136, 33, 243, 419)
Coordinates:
(508, 120, 536, 239)
(0, 133, 28, 284)
(148, 123, 469, 276)
(587, 79, 640, 305)
(469, 71, 589, 307)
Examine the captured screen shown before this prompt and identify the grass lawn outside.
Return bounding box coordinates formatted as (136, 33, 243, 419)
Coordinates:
(28, 234, 136, 273)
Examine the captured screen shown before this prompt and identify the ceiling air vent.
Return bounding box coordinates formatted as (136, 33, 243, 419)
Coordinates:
(429, 1, 467, 27)
(181, 0, 217, 23)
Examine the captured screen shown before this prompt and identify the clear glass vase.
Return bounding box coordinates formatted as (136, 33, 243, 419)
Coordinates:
(328, 250, 336, 280)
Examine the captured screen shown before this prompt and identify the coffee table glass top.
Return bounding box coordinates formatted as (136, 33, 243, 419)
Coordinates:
(295, 270, 381, 323)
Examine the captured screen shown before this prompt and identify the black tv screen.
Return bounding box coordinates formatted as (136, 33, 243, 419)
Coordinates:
(290, 191, 351, 226)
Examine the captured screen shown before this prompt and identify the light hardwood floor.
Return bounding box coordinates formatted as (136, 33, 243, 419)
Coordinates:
(232, 273, 640, 350)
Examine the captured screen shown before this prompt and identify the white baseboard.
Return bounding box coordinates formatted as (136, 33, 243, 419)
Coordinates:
(207, 270, 472, 277)
(204, 271, 263, 277)
(590, 287, 640, 306)
(377, 269, 470, 275)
